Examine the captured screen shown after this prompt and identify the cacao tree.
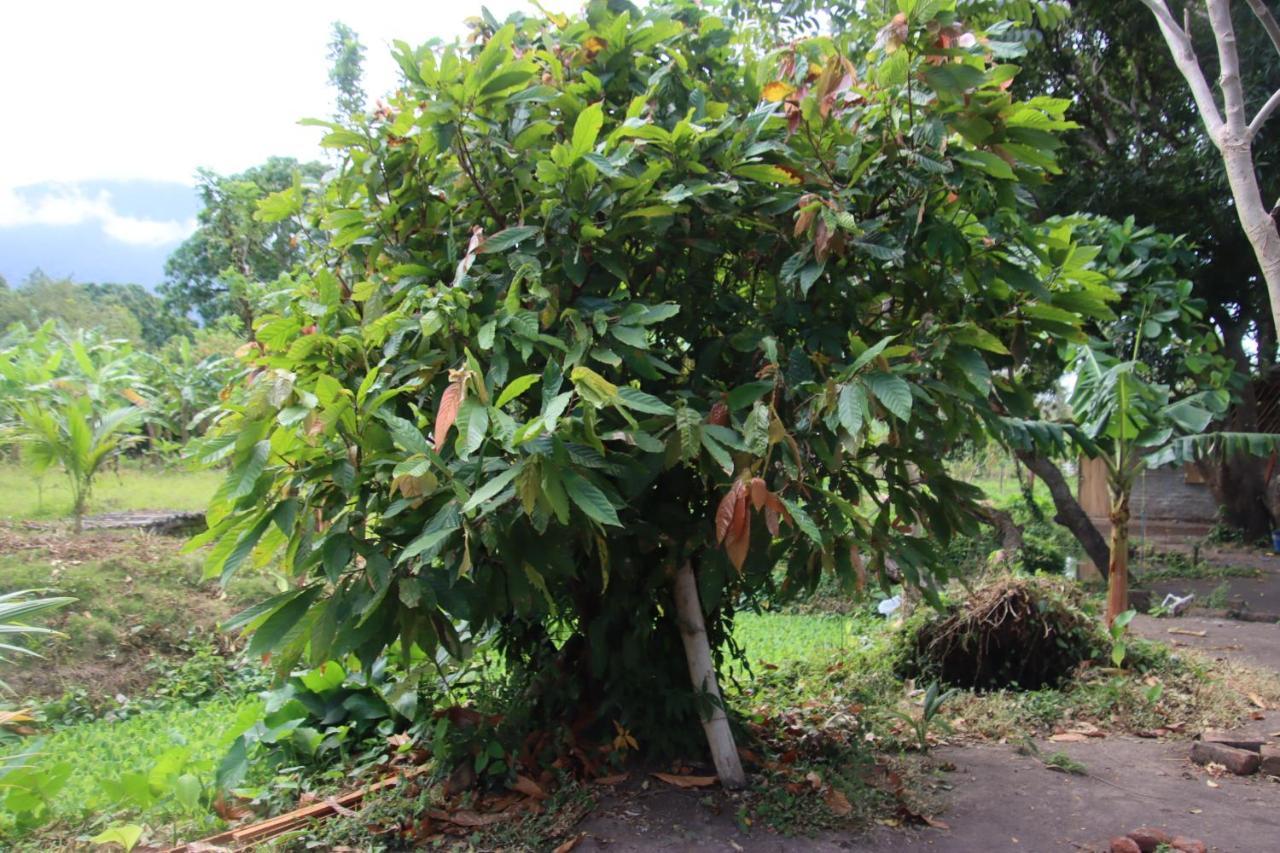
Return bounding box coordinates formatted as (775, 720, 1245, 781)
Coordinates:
(198, 0, 1114, 782)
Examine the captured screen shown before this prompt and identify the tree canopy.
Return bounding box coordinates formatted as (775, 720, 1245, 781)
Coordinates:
(161, 157, 326, 329)
(201, 0, 1138, 765)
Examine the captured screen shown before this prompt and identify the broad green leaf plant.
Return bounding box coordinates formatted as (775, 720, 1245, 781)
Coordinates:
(199, 0, 1118, 779)
(1066, 236, 1236, 624)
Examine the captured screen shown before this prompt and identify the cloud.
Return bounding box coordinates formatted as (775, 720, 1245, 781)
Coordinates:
(0, 184, 194, 247)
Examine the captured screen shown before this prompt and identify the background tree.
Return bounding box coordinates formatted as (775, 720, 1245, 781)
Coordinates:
(1138, 0, 1280, 337)
(991, 0, 1280, 536)
(201, 0, 1117, 782)
(161, 158, 325, 330)
(328, 22, 367, 119)
(0, 271, 144, 343)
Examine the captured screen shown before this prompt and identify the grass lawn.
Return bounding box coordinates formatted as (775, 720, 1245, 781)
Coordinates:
(0, 462, 221, 522)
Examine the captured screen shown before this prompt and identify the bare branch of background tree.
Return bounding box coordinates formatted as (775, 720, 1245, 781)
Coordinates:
(1244, 0, 1280, 57)
(1139, 0, 1280, 337)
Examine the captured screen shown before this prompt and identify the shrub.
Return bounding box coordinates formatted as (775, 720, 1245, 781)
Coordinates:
(199, 0, 1112, 772)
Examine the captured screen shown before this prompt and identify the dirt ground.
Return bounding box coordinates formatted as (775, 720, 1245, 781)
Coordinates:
(1142, 542, 1280, 620)
(573, 613, 1280, 852)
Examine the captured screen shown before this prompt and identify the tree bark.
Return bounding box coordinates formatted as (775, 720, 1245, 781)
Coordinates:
(1015, 451, 1111, 579)
(672, 560, 745, 789)
(1106, 490, 1132, 627)
(1140, 0, 1280, 336)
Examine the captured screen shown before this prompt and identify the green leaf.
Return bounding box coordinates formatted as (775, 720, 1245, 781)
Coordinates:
(381, 413, 432, 455)
(837, 384, 865, 434)
(728, 380, 774, 411)
(849, 335, 896, 373)
(732, 164, 800, 184)
(952, 326, 1010, 354)
(865, 373, 913, 422)
(462, 461, 525, 512)
(779, 497, 823, 545)
(561, 469, 621, 526)
(90, 825, 144, 852)
(953, 150, 1016, 180)
(617, 386, 674, 415)
(399, 503, 462, 564)
(247, 586, 322, 657)
(610, 325, 650, 348)
(455, 398, 490, 458)
(174, 773, 202, 811)
(479, 226, 541, 254)
(571, 102, 604, 160)
(496, 374, 541, 408)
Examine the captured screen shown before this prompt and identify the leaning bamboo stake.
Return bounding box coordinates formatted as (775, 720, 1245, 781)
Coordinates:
(166, 767, 426, 852)
(672, 559, 746, 789)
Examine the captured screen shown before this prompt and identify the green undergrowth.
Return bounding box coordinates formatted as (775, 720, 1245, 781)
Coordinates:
(1, 695, 265, 849)
(1133, 545, 1262, 583)
(0, 535, 276, 703)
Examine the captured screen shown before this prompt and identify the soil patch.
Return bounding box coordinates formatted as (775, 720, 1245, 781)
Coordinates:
(573, 735, 1280, 851)
(1132, 613, 1280, 672)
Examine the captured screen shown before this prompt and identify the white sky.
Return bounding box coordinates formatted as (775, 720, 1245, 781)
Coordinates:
(0, 0, 576, 246)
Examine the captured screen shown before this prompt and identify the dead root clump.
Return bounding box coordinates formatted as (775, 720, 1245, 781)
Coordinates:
(897, 576, 1100, 691)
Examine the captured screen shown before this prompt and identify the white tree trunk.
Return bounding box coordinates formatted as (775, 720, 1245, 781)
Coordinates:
(672, 560, 746, 789)
(1140, 0, 1280, 336)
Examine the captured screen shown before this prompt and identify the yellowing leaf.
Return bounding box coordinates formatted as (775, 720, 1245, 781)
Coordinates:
(762, 81, 794, 102)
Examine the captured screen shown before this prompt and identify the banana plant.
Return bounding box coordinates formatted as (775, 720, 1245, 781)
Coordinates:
(1069, 344, 1229, 624)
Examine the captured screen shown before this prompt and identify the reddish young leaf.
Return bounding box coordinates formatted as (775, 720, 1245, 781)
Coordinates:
(434, 376, 465, 450)
(715, 488, 738, 545)
(725, 507, 750, 571)
(727, 482, 749, 545)
(764, 506, 781, 537)
(749, 477, 768, 511)
(764, 491, 791, 525)
(707, 400, 729, 427)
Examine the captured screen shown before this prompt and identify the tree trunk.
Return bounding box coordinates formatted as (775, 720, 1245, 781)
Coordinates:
(1015, 451, 1110, 579)
(672, 560, 745, 789)
(1106, 490, 1131, 627)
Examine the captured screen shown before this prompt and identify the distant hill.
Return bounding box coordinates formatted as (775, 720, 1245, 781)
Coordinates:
(0, 180, 199, 289)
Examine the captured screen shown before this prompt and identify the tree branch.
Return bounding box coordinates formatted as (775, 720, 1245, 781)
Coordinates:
(1015, 450, 1111, 579)
(1138, 0, 1226, 136)
(1244, 0, 1280, 58)
(1250, 88, 1280, 139)
(1206, 0, 1249, 134)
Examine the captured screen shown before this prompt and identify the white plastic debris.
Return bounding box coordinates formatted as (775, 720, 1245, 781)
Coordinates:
(877, 594, 902, 616)
(1161, 592, 1196, 616)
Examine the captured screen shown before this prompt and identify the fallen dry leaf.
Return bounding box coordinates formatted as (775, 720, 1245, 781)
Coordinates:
(1167, 628, 1207, 637)
(651, 772, 718, 789)
(594, 772, 629, 786)
(552, 833, 585, 853)
(824, 787, 853, 816)
(511, 774, 547, 800)
(428, 809, 507, 827)
(1049, 733, 1089, 743)
(1249, 692, 1268, 710)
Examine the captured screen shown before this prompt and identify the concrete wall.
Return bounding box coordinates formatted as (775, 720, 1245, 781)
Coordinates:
(1077, 457, 1218, 536)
